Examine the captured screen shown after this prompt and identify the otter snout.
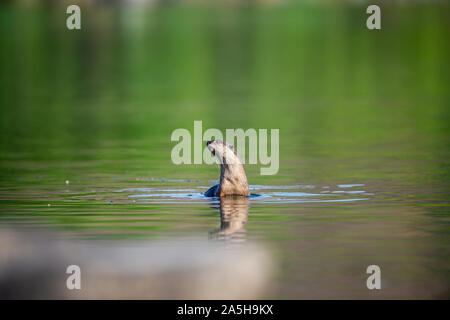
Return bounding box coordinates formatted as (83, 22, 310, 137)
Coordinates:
(206, 140, 216, 156)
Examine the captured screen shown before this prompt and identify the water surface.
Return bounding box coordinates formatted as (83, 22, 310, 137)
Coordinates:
(0, 3, 449, 298)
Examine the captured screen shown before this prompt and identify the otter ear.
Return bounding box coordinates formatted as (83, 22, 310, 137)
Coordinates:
(224, 142, 234, 151)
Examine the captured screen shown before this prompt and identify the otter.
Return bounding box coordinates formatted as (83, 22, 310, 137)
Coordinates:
(204, 140, 250, 197)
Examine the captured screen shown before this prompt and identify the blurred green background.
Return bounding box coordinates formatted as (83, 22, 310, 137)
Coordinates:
(1, 1, 449, 184)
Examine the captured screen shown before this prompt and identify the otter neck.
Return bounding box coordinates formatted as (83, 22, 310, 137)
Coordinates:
(219, 162, 250, 197)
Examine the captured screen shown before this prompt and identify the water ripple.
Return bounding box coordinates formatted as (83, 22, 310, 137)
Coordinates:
(116, 184, 370, 205)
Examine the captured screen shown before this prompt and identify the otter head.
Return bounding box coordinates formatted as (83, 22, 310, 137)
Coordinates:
(206, 140, 241, 165)
(206, 140, 250, 197)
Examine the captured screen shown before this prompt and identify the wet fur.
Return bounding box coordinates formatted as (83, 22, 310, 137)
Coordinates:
(204, 140, 250, 197)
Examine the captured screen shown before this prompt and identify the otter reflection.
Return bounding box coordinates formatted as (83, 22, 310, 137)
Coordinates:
(210, 196, 249, 244)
